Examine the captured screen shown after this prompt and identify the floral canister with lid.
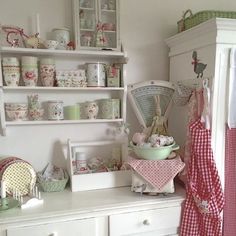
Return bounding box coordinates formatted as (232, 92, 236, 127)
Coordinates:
(86, 63, 106, 87)
(52, 28, 70, 50)
(21, 56, 38, 86)
(47, 100, 64, 120)
(40, 58, 56, 87)
(2, 57, 20, 86)
(97, 98, 120, 119)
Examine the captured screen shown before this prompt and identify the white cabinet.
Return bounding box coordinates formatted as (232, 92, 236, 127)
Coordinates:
(0, 187, 185, 236)
(166, 18, 236, 187)
(73, 0, 120, 50)
(0, 47, 127, 136)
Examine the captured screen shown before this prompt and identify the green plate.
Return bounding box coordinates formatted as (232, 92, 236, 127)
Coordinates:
(0, 198, 19, 212)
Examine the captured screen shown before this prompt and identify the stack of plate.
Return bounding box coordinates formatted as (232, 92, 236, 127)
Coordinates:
(0, 157, 36, 196)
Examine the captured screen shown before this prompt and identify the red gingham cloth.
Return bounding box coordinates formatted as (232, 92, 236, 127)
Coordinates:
(127, 155, 185, 190)
(180, 119, 224, 236)
(223, 127, 236, 236)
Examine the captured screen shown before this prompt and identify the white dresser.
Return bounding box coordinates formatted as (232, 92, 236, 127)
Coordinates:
(0, 186, 185, 236)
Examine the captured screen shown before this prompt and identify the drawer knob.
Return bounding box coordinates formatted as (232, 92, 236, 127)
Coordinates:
(143, 219, 150, 225)
(49, 233, 58, 236)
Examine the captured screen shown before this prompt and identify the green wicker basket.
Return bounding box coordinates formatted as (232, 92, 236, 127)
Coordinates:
(178, 9, 236, 33)
(37, 171, 69, 192)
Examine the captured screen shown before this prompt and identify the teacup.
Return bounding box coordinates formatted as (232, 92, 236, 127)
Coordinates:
(43, 40, 59, 50)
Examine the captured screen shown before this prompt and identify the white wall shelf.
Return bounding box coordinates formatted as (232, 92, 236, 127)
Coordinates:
(0, 47, 126, 59)
(2, 86, 125, 91)
(5, 119, 123, 126)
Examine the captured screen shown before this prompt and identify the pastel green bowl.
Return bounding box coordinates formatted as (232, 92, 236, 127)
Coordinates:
(130, 142, 179, 160)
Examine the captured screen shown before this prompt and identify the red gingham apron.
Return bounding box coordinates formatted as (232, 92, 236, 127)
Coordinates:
(180, 119, 224, 236)
(223, 127, 236, 236)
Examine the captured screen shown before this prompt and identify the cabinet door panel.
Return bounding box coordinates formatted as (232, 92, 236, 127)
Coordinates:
(109, 207, 181, 236)
(7, 217, 108, 236)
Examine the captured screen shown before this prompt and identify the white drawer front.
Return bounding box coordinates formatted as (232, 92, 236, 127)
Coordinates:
(7, 217, 108, 236)
(109, 206, 181, 236)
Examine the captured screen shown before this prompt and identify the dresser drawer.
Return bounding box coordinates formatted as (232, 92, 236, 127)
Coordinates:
(7, 216, 108, 236)
(109, 206, 181, 236)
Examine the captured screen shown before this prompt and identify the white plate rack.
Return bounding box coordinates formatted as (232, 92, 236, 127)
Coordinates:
(67, 139, 131, 192)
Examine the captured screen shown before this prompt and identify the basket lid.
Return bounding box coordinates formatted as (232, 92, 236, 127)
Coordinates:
(128, 80, 175, 128)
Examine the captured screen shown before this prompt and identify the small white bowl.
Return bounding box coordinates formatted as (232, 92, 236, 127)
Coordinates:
(43, 40, 59, 50)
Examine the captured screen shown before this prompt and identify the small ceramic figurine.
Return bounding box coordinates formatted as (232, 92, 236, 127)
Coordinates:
(95, 21, 108, 48)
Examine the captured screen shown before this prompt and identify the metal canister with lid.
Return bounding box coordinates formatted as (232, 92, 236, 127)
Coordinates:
(97, 98, 120, 119)
(40, 58, 56, 87)
(52, 28, 70, 50)
(2, 57, 20, 86)
(86, 62, 106, 87)
(21, 56, 38, 86)
(47, 100, 64, 120)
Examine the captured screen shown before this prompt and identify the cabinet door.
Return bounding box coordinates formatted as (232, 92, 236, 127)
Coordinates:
(74, 0, 98, 49)
(73, 0, 120, 50)
(7, 217, 108, 236)
(98, 0, 119, 49)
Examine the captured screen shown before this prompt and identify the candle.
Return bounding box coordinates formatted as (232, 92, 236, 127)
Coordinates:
(1, 180, 6, 199)
(36, 13, 40, 36)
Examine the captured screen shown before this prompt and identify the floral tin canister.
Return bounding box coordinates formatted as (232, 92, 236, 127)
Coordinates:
(97, 99, 120, 119)
(47, 100, 64, 120)
(2, 57, 20, 86)
(86, 63, 106, 87)
(40, 58, 56, 87)
(52, 28, 70, 50)
(21, 56, 38, 86)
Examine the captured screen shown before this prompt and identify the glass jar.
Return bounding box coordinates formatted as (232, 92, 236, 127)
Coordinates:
(76, 152, 89, 174)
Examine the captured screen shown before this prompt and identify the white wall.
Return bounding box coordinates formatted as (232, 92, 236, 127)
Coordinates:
(1, 0, 236, 170)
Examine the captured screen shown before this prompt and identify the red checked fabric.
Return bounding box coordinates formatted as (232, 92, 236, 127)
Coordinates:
(127, 156, 185, 190)
(223, 127, 236, 236)
(180, 119, 224, 236)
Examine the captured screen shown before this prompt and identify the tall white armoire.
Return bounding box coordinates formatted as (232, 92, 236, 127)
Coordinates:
(166, 18, 236, 187)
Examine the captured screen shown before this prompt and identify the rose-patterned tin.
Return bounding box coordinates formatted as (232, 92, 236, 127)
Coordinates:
(40, 58, 56, 87)
(21, 56, 38, 86)
(2, 57, 20, 86)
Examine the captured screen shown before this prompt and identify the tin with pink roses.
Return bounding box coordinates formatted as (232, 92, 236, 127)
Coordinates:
(40, 58, 56, 87)
(21, 56, 38, 86)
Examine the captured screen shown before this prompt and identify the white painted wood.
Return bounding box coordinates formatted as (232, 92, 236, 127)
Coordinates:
(0, 46, 127, 137)
(166, 18, 236, 189)
(3, 86, 125, 91)
(5, 119, 123, 126)
(0, 186, 185, 236)
(7, 217, 108, 236)
(0, 88, 6, 136)
(73, 0, 120, 51)
(109, 206, 181, 236)
(67, 139, 131, 191)
(0, 46, 125, 58)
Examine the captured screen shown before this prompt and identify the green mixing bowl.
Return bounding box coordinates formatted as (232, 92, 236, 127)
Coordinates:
(130, 142, 179, 160)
